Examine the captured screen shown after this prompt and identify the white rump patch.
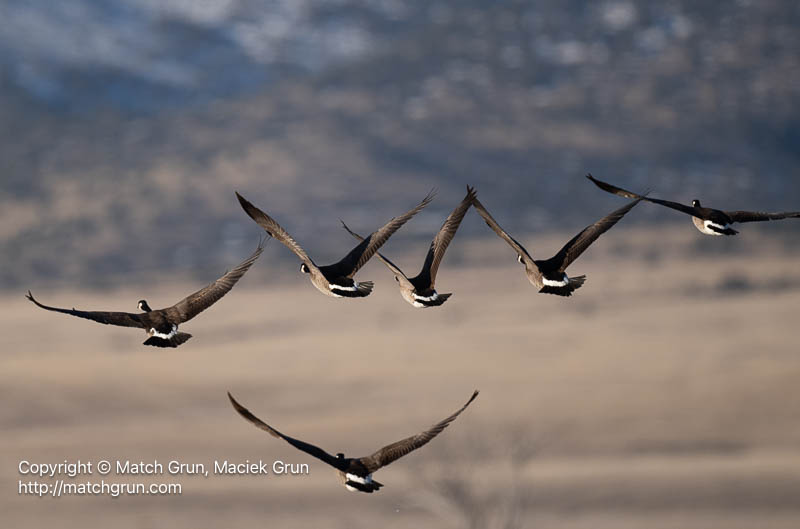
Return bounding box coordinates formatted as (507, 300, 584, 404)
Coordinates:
(702, 219, 728, 236)
(346, 473, 372, 484)
(413, 291, 439, 302)
(345, 483, 358, 492)
(149, 325, 178, 339)
(542, 275, 569, 287)
(329, 282, 358, 292)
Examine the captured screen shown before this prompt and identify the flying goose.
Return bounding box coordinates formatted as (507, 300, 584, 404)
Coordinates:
(473, 195, 644, 296)
(228, 390, 478, 493)
(236, 191, 434, 298)
(587, 174, 800, 236)
(340, 186, 476, 307)
(25, 242, 264, 347)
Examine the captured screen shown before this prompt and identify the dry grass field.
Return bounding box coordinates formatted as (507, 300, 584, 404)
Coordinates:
(3, 225, 800, 529)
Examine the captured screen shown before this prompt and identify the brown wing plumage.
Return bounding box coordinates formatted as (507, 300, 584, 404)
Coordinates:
(471, 197, 535, 265)
(725, 210, 800, 223)
(163, 241, 264, 323)
(416, 186, 476, 286)
(340, 221, 415, 289)
(359, 390, 479, 473)
(236, 192, 316, 269)
(25, 291, 145, 328)
(586, 174, 698, 216)
(547, 196, 643, 272)
(227, 392, 345, 469)
(327, 190, 436, 278)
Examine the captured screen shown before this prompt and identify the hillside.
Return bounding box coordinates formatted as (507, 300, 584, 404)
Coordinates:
(2, 1, 799, 290)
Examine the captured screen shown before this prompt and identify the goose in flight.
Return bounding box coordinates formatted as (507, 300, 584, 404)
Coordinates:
(473, 195, 644, 296)
(341, 186, 476, 307)
(26, 242, 264, 347)
(586, 174, 800, 236)
(227, 390, 478, 493)
(236, 191, 434, 298)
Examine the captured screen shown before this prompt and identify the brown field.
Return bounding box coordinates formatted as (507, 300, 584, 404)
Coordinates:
(3, 225, 800, 529)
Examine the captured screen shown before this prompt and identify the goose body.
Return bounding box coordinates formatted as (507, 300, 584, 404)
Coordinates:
(26, 242, 264, 348)
(586, 174, 800, 236)
(228, 390, 478, 493)
(236, 191, 434, 298)
(473, 195, 643, 296)
(341, 186, 475, 308)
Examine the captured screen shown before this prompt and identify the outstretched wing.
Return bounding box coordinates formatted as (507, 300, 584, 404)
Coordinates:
(340, 221, 415, 288)
(236, 192, 317, 270)
(163, 241, 265, 324)
(415, 186, 476, 287)
(586, 174, 698, 216)
(227, 392, 345, 470)
(324, 190, 435, 278)
(359, 390, 479, 473)
(725, 210, 800, 223)
(25, 291, 144, 328)
(546, 196, 643, 272)
(471, 197, 535, 266)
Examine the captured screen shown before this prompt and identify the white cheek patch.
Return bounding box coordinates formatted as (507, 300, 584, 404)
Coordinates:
(149, 325, 178, 339)
(346, 473, 371, 484)
(344, 484, 358, 492)
(542, 275, 569, 287)
(410, 300, 426, 308)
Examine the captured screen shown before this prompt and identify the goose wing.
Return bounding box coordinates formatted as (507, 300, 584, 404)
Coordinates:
(471, 197, 536, 266)
(323, 190, 435, 278)
(414, 186, 475, 287)
(586, 174, 698, 216)
(26, 291, 144, 328)
(340, 221, 415, 289)
(163, 241, 264, 323)
(545, 197, 643, 272)
(359, 390, 479, 473)
(228, 392, 345, 470)
(236, 192, 317, 270)
(725, 210, 800, 223)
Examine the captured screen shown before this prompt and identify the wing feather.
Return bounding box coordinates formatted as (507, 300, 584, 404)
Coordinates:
(726, 210, 800, 223)
(227, 392, 344, 469)
(340, 221, 415, 289)
(164, 241, 264, 323)
(471, 197, 535, 265)
(359, 390, 479, 473)
(326, 190, 435, 278)
(236, 192, 316, 269)
(586, 174, 698, 216)
(415, 186, 475, 287)
(25, 291, 144, 328)
(546, 196, 643, 271)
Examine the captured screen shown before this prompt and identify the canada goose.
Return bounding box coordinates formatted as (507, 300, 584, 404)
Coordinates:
(341, 186, 476, 307)
(235, 191, 434, 298)
(25, 242, 264, 347)
(473, 195, 644, 296)
(228, 390, 478, 493)
(586, 174, 800, 236)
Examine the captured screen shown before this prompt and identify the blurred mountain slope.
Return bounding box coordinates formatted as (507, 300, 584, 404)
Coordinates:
(1, 0, 799, 289)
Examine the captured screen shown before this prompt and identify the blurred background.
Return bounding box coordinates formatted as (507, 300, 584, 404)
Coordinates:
(2, 1, 800, 528)
(2, 0, 800, 287)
